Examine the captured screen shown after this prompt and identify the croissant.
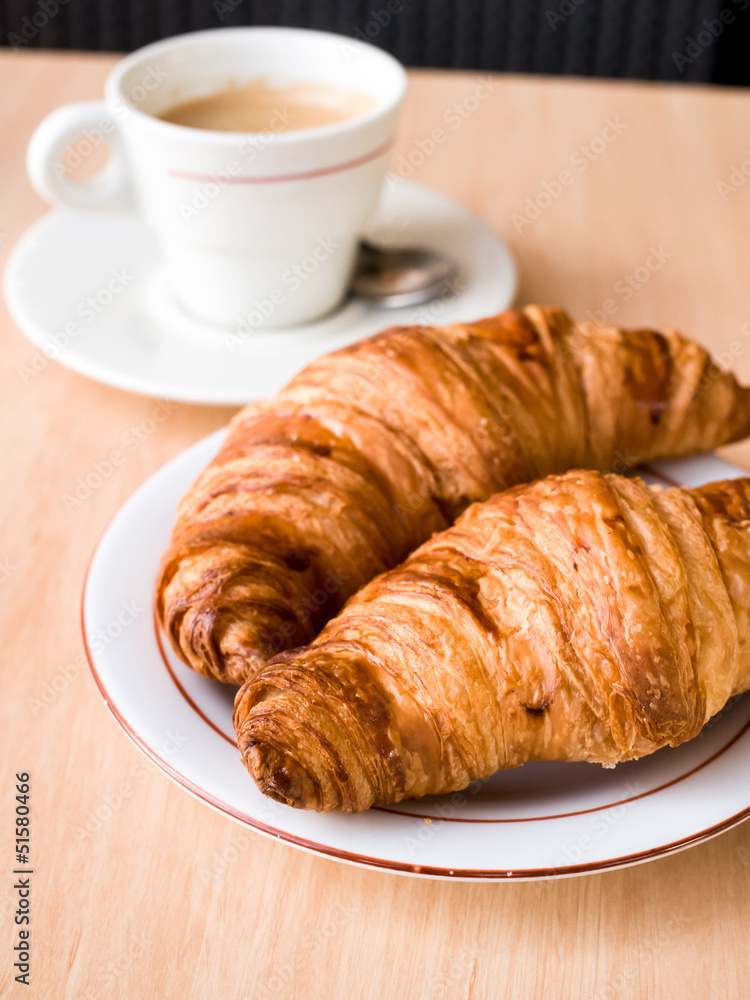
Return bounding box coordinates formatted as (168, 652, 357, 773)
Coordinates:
(156, 306, 750, 684)
(234, 471, 750, 812)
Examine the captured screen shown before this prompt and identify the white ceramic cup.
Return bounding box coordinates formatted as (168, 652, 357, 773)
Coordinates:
(27, 27, 407, 329)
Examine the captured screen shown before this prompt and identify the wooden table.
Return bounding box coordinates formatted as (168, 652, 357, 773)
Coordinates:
(2, 51, 750, 1000)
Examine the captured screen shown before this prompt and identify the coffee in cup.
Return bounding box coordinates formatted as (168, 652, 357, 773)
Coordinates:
(157, 79, 378, 133)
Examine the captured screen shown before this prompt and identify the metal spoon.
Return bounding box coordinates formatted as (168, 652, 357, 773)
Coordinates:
(351, 240, 458, 308)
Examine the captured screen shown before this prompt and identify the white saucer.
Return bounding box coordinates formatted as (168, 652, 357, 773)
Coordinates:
(4, 181, 517, 405)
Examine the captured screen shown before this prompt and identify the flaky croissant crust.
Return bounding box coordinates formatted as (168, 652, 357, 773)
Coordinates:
(235, 472, 750, 813)
(156, 306, 750, 684)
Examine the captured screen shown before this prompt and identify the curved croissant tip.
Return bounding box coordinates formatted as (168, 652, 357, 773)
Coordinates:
(239, 735, 322, 811)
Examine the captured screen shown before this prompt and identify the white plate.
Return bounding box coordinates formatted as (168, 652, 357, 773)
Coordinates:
(4, 181, 516, 405)
(82, 430, 750, 880)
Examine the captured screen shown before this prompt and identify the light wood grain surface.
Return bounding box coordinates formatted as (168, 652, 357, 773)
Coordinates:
(2, 50, 750, 1000)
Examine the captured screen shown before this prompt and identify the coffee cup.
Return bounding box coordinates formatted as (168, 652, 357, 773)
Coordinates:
(27, 27, 407, 329)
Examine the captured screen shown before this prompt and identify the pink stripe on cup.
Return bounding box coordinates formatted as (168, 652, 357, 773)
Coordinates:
(167, 139, 393, 185)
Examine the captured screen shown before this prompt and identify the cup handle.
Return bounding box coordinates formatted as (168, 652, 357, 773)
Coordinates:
(27, 100, 135, 213)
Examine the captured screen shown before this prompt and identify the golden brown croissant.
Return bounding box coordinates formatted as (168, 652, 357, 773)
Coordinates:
(156, 305, 750, 684)
(234, 471, 750, 812)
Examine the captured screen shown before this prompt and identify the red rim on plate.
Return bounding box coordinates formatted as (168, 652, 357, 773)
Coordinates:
(80, 446, 750, 879)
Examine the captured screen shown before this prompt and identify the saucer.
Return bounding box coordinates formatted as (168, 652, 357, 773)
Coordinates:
(4, 180, 517, 405)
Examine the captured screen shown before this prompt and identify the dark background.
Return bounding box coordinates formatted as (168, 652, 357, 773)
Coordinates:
(2, 0, 749, 85)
